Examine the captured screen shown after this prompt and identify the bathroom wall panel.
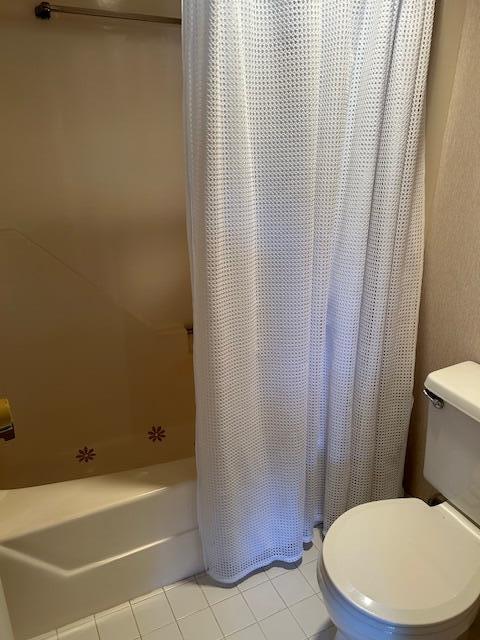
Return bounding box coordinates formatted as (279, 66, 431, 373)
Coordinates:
(0, 0, 194, 486)
(405, 0, 480, 498)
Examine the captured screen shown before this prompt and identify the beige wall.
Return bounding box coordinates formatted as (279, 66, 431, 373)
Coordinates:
(0, 0, 195, 487)
(2, 0, 479, 495)
(404, 0, 480, 499)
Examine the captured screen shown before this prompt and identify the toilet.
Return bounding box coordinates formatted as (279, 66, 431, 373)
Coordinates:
(317, 361, 480, 640)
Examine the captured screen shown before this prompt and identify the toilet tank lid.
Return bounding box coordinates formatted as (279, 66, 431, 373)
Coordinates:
(425, 361, 480, 423)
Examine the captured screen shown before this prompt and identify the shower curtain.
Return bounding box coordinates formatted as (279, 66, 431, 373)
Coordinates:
(183, 0, 434, 583)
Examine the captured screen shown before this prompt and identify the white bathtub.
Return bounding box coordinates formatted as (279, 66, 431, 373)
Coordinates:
(0, 457, 204, 640)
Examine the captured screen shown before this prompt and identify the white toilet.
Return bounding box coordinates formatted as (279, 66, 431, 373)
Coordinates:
(317, 361, 480, 640)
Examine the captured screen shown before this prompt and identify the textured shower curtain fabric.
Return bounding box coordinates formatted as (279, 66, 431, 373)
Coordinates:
(183, 0, 434, 583)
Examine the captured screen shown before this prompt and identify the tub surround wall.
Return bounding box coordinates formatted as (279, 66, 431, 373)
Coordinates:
(405, 0, 480, 498)
(2, 0, 478, 500)
(0, 0, 194, 487)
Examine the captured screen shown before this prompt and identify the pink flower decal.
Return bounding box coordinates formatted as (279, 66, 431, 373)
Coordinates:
(148, 426, 166, 442)
(76, 446, 96, 463)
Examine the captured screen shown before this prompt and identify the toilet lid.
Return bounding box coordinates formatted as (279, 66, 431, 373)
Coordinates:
(322, 498, 480, 627)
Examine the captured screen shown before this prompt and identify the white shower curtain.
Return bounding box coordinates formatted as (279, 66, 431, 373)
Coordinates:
(183, 0, 434, 583)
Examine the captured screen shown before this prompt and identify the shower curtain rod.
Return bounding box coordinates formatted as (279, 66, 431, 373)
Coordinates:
(34, 2, 182, 24)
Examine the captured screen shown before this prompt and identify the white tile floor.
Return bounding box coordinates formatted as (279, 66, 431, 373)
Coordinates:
(30, 531, 335, 640)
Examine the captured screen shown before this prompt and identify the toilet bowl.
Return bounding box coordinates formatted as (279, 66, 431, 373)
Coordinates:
(317, 362, 480, 640)
(317, 498, 480, 640)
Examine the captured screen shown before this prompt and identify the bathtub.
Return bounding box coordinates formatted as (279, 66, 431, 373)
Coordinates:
(0, 457, 204, 640)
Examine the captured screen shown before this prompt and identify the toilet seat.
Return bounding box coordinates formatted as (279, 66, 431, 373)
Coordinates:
(320, 498, 480, 631)
(318, 556, 479, 640)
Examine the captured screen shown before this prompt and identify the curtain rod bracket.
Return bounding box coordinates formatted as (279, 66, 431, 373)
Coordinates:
(35, 2, 51, 19)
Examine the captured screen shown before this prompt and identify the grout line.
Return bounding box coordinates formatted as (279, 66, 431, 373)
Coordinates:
(192, 552, 318, 637)
(130, 584, 166, 605)
(268, 568, 314, 611)
(237, 581, 263, 619)
(194, 572, 264, 640)
(92, 617, 101, 640)
(235, 580, 291, 635)
(37, 547, 326, 640)
(162, 584, 184, 640)
(157, 582, 332, 640)
(206, 595, 228, 639)
(127, 599, 142, 640)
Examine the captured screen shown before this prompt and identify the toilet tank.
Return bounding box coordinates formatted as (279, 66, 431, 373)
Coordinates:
(423, 361, 480, 526)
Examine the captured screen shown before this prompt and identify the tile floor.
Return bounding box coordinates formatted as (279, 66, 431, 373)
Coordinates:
(30, 529, 335, 640)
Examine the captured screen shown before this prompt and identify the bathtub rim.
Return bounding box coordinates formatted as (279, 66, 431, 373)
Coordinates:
(0, 456, 197, 541)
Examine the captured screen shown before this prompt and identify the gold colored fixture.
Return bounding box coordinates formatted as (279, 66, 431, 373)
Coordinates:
(0, 399, 15, 441)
